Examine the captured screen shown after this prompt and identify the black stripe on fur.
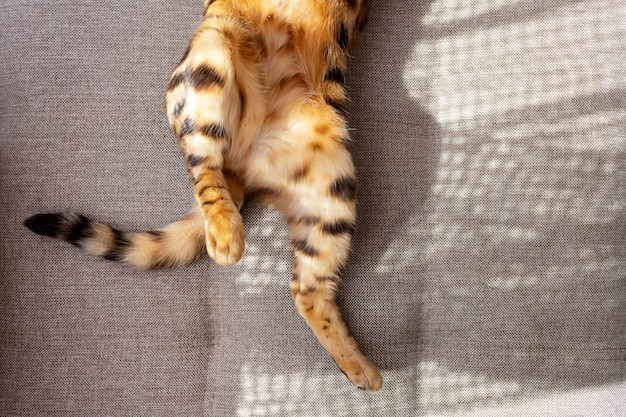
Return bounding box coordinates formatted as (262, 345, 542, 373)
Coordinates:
(24, 213, 93, 246)
(103, 228, 131, 262)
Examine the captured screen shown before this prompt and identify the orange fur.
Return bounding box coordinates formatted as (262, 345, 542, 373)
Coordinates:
(25, 0, 381, 391)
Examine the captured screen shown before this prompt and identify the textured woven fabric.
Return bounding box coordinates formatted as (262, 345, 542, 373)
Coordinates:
(1, 1, 624, 416)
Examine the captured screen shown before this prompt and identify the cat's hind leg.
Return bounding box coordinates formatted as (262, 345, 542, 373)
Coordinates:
(264, 106, 383, 391)
(286, 169, 383, 392)
(165, 17, 252, 266)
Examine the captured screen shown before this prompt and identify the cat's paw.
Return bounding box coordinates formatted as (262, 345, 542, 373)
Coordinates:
(205, 210, 245, 266)
(342, 354, 383, 392)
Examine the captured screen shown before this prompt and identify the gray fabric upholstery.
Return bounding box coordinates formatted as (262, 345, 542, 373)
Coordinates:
(1, 1, 624, 415)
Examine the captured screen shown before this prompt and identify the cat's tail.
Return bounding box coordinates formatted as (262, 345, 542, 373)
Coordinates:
(23, 208, 205, 269)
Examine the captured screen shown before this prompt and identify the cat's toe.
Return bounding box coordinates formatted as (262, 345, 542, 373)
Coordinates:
(354, 363, 383, 392)
(341, 355, 383, 392)
(205, 212, 245, 266)
(362, 366, 383, 392)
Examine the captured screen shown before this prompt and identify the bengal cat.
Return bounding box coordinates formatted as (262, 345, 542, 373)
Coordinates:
(24, 0, 381, 391)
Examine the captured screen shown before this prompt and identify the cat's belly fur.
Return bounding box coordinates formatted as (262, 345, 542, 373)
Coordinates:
(225, 17, 323, 190)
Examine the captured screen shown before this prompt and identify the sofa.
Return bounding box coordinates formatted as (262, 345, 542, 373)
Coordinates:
(1, 1, 624, 415)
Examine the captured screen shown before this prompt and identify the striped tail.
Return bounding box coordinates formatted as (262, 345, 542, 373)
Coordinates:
(23, 209, 205, 269)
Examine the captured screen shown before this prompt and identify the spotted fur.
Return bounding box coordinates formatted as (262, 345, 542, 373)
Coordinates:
(24, 0, 381, 391)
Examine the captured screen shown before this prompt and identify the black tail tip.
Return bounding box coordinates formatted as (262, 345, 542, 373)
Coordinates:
(24, 213, 64, 238)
